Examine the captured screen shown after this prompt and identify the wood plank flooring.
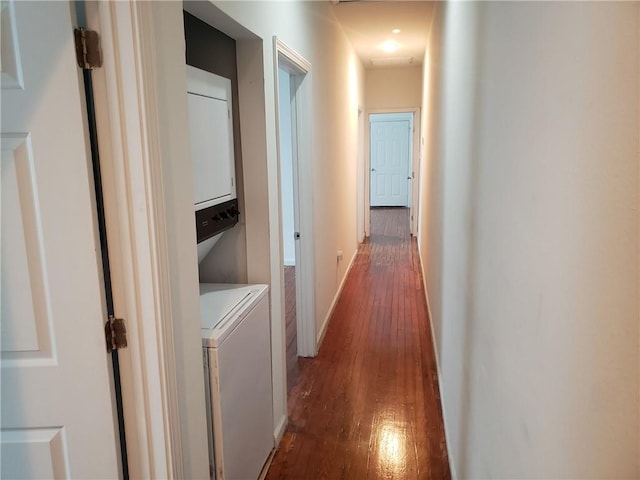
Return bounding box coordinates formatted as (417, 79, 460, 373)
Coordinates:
(285, 266, 299, 394)
(267, 207, 450, 479)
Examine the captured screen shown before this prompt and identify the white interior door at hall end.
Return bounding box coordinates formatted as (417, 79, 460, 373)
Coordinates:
(1, 1, 120, 478)
(370, 119, 410, 207)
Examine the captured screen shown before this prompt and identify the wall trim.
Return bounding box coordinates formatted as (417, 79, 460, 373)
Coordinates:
(275, 38, 312, 73)
(316, 248, 358, 349)
(86, 2, 182, 477)
(417, 244, 457, 480)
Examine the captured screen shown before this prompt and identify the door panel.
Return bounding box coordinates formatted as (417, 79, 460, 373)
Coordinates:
(1, 428, 68, 479)
(370, 119, 410, 207)
(1, 1, 120, 478)
(1, 134, 55, 360)
(391, 173, 404, 197)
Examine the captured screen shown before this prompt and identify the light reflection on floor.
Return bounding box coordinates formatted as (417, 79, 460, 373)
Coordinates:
(377, 419, 408, 476)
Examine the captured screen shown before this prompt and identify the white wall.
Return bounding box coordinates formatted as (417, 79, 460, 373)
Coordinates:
(278, 67, 296, 266)
(419, 2, 640, 478)
(365, 66, 423, 111)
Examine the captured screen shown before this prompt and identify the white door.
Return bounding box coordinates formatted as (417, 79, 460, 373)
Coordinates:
(370, 116, 411, 207)
(1, 1, 120, 478)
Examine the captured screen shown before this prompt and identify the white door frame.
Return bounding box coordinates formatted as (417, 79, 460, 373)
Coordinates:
(273, 37, 317, 358)
(356, 107, 366, 243)
(85, 2, 185, 478)
(363, 108, 421, 237)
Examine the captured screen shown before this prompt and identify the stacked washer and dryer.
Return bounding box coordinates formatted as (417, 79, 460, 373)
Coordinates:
(187, 65, 274, 480)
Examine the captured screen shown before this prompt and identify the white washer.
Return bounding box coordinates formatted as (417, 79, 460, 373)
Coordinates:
(200, 283, 274, 480)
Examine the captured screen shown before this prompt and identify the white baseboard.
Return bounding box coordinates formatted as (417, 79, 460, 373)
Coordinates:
(273, 413, 287, 445)
(417, 246, 457, 480)
(263, 400, 287, 480)
(316, 248, 358, 349)
(258, 447, 276, 480)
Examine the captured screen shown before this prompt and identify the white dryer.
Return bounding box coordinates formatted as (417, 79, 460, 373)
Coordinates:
(200, 283, 274, 480)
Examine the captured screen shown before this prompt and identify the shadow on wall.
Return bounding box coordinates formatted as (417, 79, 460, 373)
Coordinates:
(436, 2, 484, 476)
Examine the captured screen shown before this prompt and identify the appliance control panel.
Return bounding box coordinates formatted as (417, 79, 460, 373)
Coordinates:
(196, 198, 240, 243)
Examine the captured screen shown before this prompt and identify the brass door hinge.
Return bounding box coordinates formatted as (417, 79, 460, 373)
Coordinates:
(105, 315, 128, 352)
(74, 28, 102, 70)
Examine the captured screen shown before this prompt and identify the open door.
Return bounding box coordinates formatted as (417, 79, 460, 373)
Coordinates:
(1, 1, 121, 477)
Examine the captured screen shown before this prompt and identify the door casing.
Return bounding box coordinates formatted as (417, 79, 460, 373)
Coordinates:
(274, 38, 317, 362)
(364, 108, 421, 237)
(84, 2, 192, 478)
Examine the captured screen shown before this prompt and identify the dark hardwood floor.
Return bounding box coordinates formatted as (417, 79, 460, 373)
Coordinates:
(285, 265, 299, 395)
(267, 207, 450, 479)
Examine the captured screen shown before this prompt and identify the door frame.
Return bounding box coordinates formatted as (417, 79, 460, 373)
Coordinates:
(356, 107, 366, 243)
(85, 2, 185, 478)
(363, 108, 421, 237)
(273, 37, 317, 358)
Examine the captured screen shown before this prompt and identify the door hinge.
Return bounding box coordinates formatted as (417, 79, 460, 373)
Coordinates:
(105, 315, 128, 352)
(74, 28, 102, 70)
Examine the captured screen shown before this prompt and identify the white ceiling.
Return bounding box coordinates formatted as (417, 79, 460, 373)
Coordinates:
(330, 1, 435, 69)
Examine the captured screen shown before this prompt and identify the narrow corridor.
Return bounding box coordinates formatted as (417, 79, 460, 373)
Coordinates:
(267, 208, 450, 479)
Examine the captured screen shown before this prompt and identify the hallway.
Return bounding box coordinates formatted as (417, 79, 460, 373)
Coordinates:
(267, 208, 450, 479)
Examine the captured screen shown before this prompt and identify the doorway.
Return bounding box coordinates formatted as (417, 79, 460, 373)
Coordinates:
(274, 39, 316, 396)
(364, 110, 420, 238)
(356, 108, 366, 243)
(277, 65, 300, 393)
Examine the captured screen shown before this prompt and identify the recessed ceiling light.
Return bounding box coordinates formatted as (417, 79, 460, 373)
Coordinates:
(392, 28, 401, 34)
(379, 40, 401, 53)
